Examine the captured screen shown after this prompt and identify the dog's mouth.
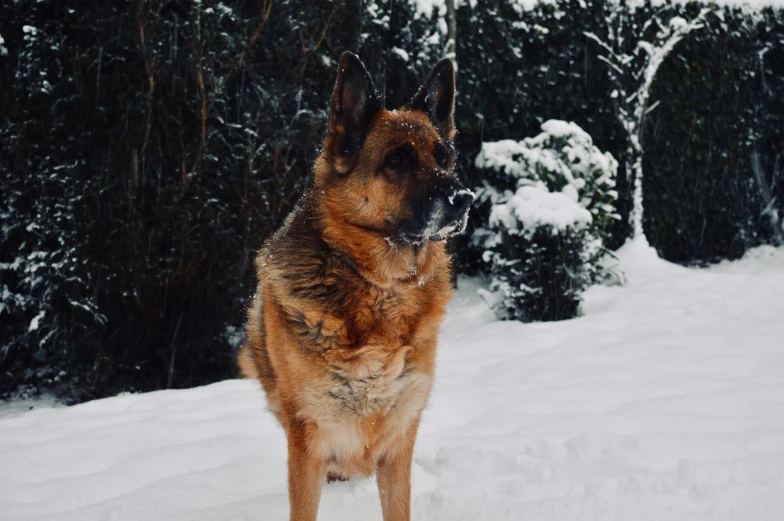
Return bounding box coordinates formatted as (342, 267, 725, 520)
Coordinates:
(393, 211, 470, 246)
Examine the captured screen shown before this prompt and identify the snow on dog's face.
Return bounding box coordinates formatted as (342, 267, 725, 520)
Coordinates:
(317, 53, 473, 248)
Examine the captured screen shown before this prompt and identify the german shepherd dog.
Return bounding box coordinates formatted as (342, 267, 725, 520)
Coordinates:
(237, 52, 473, 521)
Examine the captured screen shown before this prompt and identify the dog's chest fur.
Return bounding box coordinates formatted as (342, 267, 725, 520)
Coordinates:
(323, 284, 421, 410)
(296, 280, 436, 475)
(355, 283, 419, 343)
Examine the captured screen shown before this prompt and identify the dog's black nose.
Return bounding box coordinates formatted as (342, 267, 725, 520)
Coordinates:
(449, 190, 474, 216)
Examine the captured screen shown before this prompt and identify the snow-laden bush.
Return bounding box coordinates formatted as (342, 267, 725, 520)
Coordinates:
(474, 120, 619, 322)
(476, 120, 619, 239)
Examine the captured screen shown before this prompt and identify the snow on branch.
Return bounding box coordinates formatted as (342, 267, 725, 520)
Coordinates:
(585, 6, 713, 241)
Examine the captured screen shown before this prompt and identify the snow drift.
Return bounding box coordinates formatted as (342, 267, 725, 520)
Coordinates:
(1, 243, 783, 520)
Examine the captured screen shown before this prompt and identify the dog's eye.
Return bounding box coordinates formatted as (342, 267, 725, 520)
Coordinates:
(434, 144, 449, 169)
(385, 151, 404, 168)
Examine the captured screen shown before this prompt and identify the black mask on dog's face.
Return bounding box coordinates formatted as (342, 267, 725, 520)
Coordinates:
(396, 171, 474, 246)
(394, 59, 473, 245)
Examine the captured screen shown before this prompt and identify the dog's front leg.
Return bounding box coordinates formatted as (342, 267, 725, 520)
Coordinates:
(377, 417, 420, 521)
(286, 422, 326, 521)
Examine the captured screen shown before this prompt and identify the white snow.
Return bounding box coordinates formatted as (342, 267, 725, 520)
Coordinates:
(27, 310, 45, 332)
(391, 47, 410, 62)
(409, 0, 446, 18)
(640, 0, 784, 8)
(409, 0, 784, 15)
(0, 396, 60, 420)
(489, 182, 592, 232)
(475, 121, 618, 239)
(2, 242, 784, 520)
(475, 121, 617, 189)
(475, 138, 537, 177)
(409, 0, 565, 17)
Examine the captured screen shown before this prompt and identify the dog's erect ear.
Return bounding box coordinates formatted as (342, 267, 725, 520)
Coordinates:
(408, 58, 455, 137)
(329, 52, 382, 155)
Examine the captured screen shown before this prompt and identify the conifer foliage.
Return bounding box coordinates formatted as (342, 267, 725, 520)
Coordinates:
(0, 0, 441, 401)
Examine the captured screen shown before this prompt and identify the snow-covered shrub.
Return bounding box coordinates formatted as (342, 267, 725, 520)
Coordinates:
(476, 120, 619, 239)
(475, 121, 619, 322)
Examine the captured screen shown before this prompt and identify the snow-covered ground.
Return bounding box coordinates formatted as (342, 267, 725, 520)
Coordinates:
(1, 240, 783, 520)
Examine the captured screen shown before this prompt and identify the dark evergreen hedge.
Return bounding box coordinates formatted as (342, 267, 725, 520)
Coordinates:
(0, 0, 441, 401)
(643, 5, 784, 262)
(1, 0, 782, 402)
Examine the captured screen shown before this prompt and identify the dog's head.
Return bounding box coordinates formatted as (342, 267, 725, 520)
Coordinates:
(316, 52, 474, 249)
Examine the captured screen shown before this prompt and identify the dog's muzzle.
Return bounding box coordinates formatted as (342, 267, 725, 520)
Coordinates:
(396, 179, 475, 245)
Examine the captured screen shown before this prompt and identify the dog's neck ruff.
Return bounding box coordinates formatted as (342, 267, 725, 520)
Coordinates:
(315, 197, 434, 289)
(326, 241, 423, 289)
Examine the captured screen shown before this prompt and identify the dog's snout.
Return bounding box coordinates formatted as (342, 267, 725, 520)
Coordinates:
(449, 191, 474, 215)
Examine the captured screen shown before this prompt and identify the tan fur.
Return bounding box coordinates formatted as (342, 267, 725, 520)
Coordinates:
(238, 53, 465, 521)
